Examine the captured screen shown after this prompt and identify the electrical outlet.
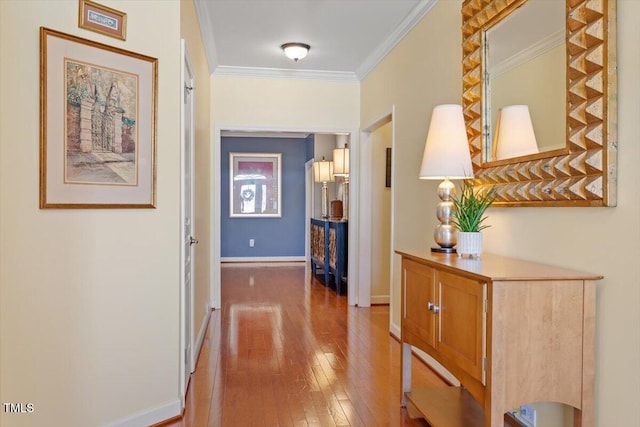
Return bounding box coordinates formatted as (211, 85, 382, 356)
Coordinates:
(249, 238, 255, 247)
(517, 404, 536, 427)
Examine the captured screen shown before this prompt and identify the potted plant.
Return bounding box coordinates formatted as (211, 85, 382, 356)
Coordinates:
(451, 180, 497, 258)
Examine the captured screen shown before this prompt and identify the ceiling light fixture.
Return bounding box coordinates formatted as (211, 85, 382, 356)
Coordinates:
(281, 43, 310, 62)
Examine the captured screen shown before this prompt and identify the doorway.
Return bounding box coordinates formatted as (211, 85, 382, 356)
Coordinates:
(210, 127, 360, 309)
(358, 109, 395, 311)
(180, 40, 196, 406)
(369, 122, 393, 304)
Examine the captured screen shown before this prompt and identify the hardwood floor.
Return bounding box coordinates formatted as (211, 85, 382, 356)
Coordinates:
(163, 263, 447, 426)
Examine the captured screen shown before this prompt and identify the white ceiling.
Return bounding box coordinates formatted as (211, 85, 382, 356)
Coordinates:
(193, 0, 437, 81)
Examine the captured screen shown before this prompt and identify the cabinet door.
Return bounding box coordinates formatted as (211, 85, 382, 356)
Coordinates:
(436, 271, 486, 384)
(402, 259, 436, 349)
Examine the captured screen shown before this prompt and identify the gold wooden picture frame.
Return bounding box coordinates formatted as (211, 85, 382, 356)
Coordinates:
(78, 0, 127, 41)
(40, 27, 157, 208)
(462, 0, 617, 207)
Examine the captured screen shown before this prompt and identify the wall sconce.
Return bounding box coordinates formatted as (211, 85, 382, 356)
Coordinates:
(419, 104, 474, 253)
(281, 43, 310, 62)
(332, 141, 349, 221)
(493, 105, 539, 160)
(313, 157, 334, 219)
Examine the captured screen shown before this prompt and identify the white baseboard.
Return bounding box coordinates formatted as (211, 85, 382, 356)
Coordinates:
(221, 256, 306, 263)
(194, 306, 211, 368)
(389, 321, 459, 386)
(390, 320, 401, 340)
(102, 399, 181, 427)
(370, 295, 390, 305)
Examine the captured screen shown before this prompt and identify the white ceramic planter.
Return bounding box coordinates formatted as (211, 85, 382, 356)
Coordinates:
(457, 232, 483, 258)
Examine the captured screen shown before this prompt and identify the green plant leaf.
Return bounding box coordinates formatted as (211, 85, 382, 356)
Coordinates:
(450, 180, 497, 232)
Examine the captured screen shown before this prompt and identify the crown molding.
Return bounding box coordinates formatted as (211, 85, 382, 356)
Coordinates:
(355, 0, 438, 80)
(193, 0, 217, 74)
(195, 0, 437, 81)
(221, 130, 311, 139)
(213, 65, 359, 82)
(490, 29, 564, 77)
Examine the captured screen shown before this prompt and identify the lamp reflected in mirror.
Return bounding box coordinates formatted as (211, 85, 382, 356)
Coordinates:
(483, 0, 565, 163)
(492, 105, 538, 161)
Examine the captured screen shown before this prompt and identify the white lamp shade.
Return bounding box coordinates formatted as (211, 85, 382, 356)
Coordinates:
(419, 104, 474, 179)
(313, 159, 334, 183)
(493, 105, 539, 160)
(282, 43, 310, 61)
(332, 147, 349, 176)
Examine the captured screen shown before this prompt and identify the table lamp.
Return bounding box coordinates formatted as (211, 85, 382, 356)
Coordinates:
(313, 157, 334, 219)
(419, 104, 474, 253)
(332, 143, 349, 221)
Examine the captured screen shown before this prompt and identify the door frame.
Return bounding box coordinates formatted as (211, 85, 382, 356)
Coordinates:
(211, 125, 360, 309)
(179, 40, 196, 406)
(358, 107, 396, 310)
(304, 159, 314, 261)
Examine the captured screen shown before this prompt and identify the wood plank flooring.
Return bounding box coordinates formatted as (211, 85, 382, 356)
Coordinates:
(163, 263, 447, 426)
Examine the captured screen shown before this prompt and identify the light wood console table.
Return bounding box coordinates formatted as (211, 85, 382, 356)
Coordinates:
(396, 249, 602, 427)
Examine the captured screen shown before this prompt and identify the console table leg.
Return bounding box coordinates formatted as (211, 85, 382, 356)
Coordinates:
(401, 342, 411, 406)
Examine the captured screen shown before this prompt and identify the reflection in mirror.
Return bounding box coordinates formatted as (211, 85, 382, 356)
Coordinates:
(462, 0, 617, 206)
(492, 105, 538, 160)
(483, 0, 565, 163)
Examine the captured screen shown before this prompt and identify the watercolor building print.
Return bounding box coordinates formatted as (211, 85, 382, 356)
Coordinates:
(65, 60, 138, 185)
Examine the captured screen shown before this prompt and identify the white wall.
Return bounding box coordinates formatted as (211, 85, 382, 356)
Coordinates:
(212, 75, 360, 130)
(0, 1, 182, 426)
(361, 0, 640, 425)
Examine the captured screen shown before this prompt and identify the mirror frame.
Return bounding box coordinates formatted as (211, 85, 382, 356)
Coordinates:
(461, 0, 617, 207)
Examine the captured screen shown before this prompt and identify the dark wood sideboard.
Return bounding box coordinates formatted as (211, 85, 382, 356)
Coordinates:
(310, 218, 347, 294)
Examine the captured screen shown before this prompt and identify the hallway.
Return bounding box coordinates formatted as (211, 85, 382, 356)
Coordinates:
(167, 263, 445, 426)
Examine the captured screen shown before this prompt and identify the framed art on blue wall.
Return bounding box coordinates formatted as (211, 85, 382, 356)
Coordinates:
(230, 152, 282, 218)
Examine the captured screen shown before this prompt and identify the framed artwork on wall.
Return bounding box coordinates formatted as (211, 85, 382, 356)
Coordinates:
(229, 152, 282, 218)
(39, 27, 157, 208)
(385, 147, 392, 188)
(78, 0, 127, 41)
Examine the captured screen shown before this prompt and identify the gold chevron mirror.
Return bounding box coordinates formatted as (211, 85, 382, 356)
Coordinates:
(462, 0, 617, 207)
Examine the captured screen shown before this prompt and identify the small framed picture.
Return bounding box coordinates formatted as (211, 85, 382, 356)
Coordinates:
(78, 0, 127, 41)
(385, 147, 392, 188)
(229, 153, 282, 218)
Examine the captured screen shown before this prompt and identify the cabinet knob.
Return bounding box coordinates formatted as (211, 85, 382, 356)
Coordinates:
(427, 302, 440, 313)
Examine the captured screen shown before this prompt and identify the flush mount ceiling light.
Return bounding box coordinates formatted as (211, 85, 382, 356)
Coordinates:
(281, 43, 310, 62)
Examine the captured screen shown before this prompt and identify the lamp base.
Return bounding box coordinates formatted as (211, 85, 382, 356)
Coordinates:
(431, 247, 456, 254)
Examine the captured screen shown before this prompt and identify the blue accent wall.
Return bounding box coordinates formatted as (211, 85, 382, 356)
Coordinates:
(221, 137, 307, 258)
(305, 134, 315, 161)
